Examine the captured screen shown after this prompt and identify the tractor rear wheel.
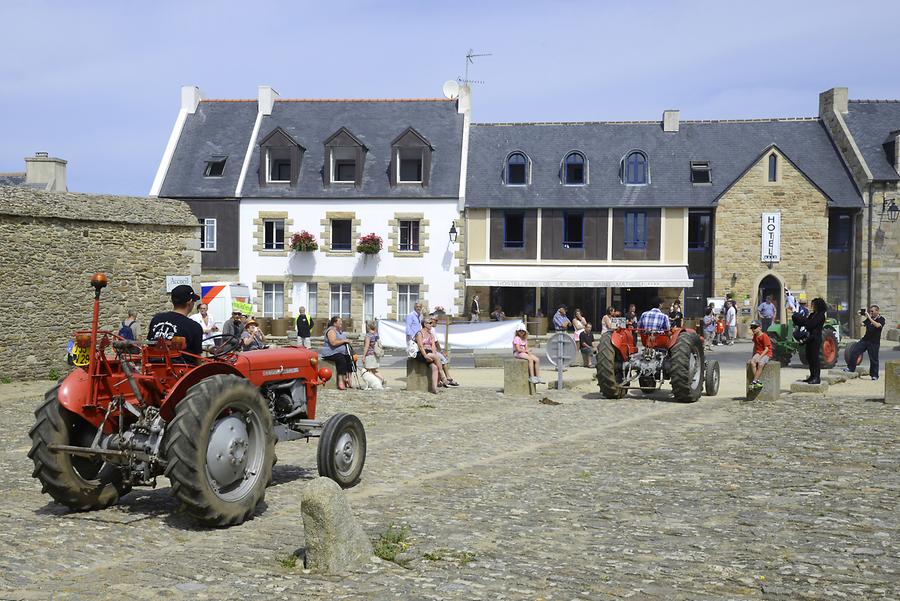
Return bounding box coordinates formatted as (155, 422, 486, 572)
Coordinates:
(28, 386, 128, 511)
(799, 331, 839, 369)
(596, 333, 627, 399)
(164, 374, 274, 527)
(843, 343, 864, 369)
(317, 413, 366, 488)
(669, 332, 704, 403)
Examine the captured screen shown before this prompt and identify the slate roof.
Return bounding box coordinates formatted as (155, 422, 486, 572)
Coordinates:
(466, 119, 862, 209)
(159, 101, 259, 198)
(0, 173, 26, 187)
(843, 100, 900, 182)
(160, 99, 465, 199)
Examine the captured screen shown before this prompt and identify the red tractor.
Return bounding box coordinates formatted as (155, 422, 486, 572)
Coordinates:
(595, 325, 719, 402)
(28, 274, 366, 527)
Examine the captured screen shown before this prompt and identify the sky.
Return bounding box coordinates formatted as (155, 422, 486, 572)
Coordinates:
(2, 0, 900, 196)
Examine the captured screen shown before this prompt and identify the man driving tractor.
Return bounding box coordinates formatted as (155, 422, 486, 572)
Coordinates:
(637, 297, 672, 333)
(147, 284, 203, 362)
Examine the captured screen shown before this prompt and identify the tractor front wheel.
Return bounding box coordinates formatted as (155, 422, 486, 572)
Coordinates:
(704, 360, 720, 396)
(317, 413, 366, 488)
(596, 333, 627, 399)
(28, 386, 128, 511)
(670, 332, 704, 403)
(163, 374, 275, 527)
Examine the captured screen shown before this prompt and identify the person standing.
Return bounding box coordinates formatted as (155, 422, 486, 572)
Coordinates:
(796, 298, 809, 317)
(668, 300, 683, 329)
(757, 295, 777, 332)
(405, 301, 423, 343)
(785, 289, 798, 315)
(579, 322, 596, 368)
(748, 321, 773, 389)
(470, 295, 481, 322)
(362, 321, 386, 387)
(118, 310, 139, 341)
(626, 303, 638, 346)
(702, 306, 716, 350)
(552, 305, 571, 332)
(792, 297, 827, 384)
(571, 308, 587, 341)
(725, 300, 737, 345)
(844, 305, 886, 381)
(191, 303, 219, 349)
(296, 306, 313, 348)
(601, 306, 615, 334)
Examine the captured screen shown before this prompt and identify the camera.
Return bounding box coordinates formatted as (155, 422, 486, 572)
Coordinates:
(859, 309, 867, 316)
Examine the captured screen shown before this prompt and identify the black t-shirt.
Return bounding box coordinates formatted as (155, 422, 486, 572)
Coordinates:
(862, 315, 886, 343)
(669, 310, 683, 328)
(579, 331, 595, 349)
(147, 311, 204, 360)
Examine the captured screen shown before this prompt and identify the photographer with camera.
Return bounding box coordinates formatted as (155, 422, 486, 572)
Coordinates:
(843, 305, 886, 381)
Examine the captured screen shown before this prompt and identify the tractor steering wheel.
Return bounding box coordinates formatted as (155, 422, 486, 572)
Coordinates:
(203, 334, 241, 358)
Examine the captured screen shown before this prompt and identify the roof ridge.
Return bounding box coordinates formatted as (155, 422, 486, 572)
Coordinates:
(474, 117, 819, 127)
(201, 98, 453, 103)
(0, 171, 26, 176)
(849, 99, 900, 103)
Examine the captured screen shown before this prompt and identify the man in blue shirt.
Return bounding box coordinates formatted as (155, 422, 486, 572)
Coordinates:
(552, 306, 571, 332)
(757, 295, 777, 332)
(638, 297, 672, 333)
(405, 302, 423, 342)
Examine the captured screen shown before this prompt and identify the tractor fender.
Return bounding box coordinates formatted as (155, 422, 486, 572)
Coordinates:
(665, 327, 698, 350)
(57, 367, 93, 422)
(610, 329, 636, 361)
(159, 361, 245, 422)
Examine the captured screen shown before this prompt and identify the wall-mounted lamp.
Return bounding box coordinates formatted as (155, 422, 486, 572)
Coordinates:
(730, 272, 738, 284)
(449, 221, 458, 242)
(883, 198, 900, 223)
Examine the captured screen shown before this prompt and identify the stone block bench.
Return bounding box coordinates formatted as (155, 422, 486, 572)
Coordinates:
(405, 358, 431, 392)
(790, 381, 829, 394)
(745, 360, 780, 401)
(474, 351, 505, 369)
(504, 358, 535, 397)
(886, 359, 900, 406)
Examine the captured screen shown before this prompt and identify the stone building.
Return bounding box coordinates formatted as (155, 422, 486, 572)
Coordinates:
(151, 85, 469, 332)
(462, 113, 861, 334)
(0, 187, 200, 380)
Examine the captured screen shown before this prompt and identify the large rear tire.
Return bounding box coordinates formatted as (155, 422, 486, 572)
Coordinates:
(317, 413, 366, 488)
(821, 330, 838, 369)
(28, 386, 128, 511)
(670, 332, 704, 403)
(843, 343, 864, 369)
(163, 374, 275, 527)
(596, 333, 627, 399)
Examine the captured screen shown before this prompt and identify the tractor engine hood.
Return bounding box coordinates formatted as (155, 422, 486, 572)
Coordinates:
(239, 346, 321, 379)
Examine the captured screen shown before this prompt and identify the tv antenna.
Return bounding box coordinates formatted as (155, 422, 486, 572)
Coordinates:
(459, 48, 491, 86)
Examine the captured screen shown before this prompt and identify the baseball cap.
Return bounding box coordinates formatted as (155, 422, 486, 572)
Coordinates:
(171, 284, 200, 304)
(749, 321, 761, 329)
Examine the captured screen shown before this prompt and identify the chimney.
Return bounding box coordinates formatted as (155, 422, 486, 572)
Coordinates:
(181, 85, 202, 114)
(258, 85, 279, 116)
(663, 110, 679, 132)
(25, 152, 67, 192)
(819, 87, 848, 117)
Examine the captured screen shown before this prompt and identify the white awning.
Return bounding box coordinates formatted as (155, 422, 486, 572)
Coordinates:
(466, 265, 693, 288)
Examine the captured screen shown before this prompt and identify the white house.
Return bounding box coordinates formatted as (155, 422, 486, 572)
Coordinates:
(152, 84, 471, 332)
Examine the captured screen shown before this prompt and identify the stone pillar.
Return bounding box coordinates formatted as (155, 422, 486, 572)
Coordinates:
(504, 358, 535, 397)
(405, 359, 430, 392)
(885, 359, 900, 406)
(746, 360, 780, 401)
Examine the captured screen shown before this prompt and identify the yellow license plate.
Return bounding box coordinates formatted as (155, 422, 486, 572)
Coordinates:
(72, 345, 91, 367)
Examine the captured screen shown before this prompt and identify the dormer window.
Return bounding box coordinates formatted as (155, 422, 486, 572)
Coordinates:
(564, 152, 586, 185)
(325, 127, 366, 186)
(690, 161, 711, 184)
(506, 152, 529, 186)
(204, 156, 227, 178)
(258, 127, 304, 187)
(390, 127, 432, 186)
(623, 151, 648, 185)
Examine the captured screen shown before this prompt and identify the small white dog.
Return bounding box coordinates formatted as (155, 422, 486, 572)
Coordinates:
(360, 369, 384, 390)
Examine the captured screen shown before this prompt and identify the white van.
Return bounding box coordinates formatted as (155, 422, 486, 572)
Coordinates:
(199, 282, 251, 327)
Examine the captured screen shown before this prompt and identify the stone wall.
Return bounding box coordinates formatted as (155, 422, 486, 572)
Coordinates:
(866, 184, 900, 323)
(714, 149, 829, 336)
(0, 188, 200, 380)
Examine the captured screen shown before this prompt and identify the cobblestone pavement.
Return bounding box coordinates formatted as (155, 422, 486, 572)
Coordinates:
(0, 371, 897, 600)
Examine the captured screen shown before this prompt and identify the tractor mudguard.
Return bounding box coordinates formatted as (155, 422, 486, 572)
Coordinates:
(159, 361, 244, 422)
(610, 328, 637, 361)
(660, 327, 697, 350)
(56, 368, 93, 422)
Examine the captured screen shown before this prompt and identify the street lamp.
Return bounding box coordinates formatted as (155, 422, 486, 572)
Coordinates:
(448, 221, 458, 242)
(884, 199, 900, 223)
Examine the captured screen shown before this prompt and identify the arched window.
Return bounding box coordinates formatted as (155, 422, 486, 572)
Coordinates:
(768, 153, 778, 182)
(564, 152, 586, 185)
(623, 151, 648, 184)
(506, 152, 528, 185)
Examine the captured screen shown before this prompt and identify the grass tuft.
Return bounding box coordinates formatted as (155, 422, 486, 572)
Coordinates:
(278, 553, 298, 569)
(373, 523, 411, 566)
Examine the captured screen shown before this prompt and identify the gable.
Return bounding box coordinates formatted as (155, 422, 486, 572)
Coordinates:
(324, 127, 366, 149)
(392, 127, 432, 148)
(260, 126, 304, 151)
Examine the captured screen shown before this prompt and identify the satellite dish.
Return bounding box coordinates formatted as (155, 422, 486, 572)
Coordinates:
(442, 80, 460, 99)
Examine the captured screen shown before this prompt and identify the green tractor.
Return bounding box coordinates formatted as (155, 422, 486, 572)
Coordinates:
(766, 319, 840, 369)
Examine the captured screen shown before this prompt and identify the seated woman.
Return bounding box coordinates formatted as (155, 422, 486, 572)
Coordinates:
(321, 316, 353, 390)
(513, 327, 544, 384)
(415, 318, 445, 394)
(240, 320, 267, 351)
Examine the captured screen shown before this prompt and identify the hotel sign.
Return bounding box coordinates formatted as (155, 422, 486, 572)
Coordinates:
(761, 212, 781, 262)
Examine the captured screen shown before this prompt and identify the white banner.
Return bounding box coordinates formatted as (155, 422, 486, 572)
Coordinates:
(377, 319, 525, 350)
(761, 212, 781, 262)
